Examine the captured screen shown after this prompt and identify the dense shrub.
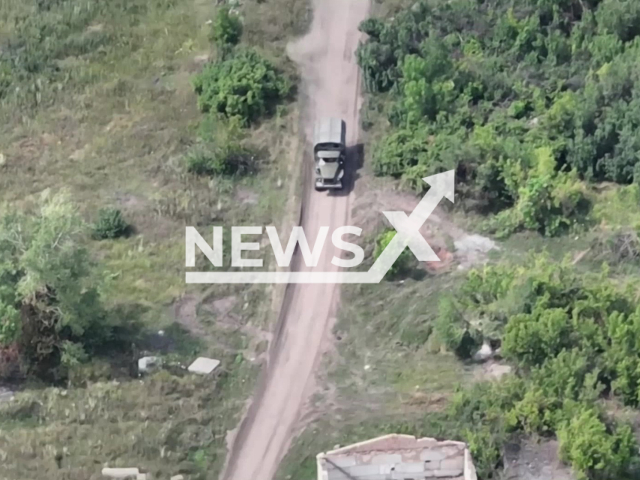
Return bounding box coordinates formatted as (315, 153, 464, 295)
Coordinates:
(558, 407, 637, 479)
(186, 142, 257, 177)
(210, 6, 243, 46)
(433, 297, 481, 359)
(92, 208, 130, 240)
(373, 229, 413, 277)
(357, 0, 640, 236)
(372, 126, 463, 188)
(436, 255, 640, 478)
(193, 49, 290, 125)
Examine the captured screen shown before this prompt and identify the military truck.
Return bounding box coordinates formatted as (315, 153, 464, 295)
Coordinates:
(313, 117, 346, 191)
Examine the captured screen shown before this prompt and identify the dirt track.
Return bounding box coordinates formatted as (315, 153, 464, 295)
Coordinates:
(221, 1, 370, 479)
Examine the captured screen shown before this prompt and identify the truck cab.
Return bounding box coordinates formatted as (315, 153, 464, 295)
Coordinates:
(313, 117, 346, 191)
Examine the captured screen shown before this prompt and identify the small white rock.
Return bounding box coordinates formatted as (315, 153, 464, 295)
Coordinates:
(0, 153, 5, 166)
(138, 356, 162, 374)
(364, 364, 371, 371)
(158, 330, 165, 336)
(102, 467, 140, 479)
(188, 357, 221, 375)
(170, 476, 184, 480)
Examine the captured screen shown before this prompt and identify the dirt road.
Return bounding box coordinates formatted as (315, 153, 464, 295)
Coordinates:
(221, 1, 370, 479)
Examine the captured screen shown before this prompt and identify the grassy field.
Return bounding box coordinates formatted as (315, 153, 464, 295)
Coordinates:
(0, 0, 310, 478)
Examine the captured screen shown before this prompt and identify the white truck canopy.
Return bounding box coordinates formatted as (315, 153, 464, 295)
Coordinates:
(314, 117, 345, 148)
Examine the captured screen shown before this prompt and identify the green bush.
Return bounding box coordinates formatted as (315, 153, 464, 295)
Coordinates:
(488, 147, 588, 237)
(372, 126, 465, 191)
(433, 297, 481, 359)
(92, 208, 130, 240)
(186, 142, 257, 177)
(210, 6, 243, 46)
(193, 49, 290, 125)
(558, 407, 637, 479)
(373, 229, 413, 277)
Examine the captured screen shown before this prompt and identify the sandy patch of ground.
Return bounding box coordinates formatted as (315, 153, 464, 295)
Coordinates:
(353, 189, 498, 271)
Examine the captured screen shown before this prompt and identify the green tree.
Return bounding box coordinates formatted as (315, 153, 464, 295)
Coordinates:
(0, 192, 117, 380)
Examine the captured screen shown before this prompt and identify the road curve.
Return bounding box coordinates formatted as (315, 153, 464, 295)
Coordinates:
(221, 1, 370, 479)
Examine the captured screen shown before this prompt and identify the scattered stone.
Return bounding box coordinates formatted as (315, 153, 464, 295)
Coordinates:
(0, 153, 5, 166)
(454, 234, 498, 269)
(454, 234, 497, 256)
(86, 23, 105, 33)
(170, 476, 184, 480)
(138, 356, 162, 374)
(102, 467, 140, 479)
(188, 357, 221, 375)
(193, 54, 210, 66)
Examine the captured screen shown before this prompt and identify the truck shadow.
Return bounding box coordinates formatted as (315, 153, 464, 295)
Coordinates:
(329, 143, 364, 197)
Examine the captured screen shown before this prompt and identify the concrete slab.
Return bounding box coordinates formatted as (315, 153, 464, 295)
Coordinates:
(102, 467, 139, 478)
(188, 357, 221, 375)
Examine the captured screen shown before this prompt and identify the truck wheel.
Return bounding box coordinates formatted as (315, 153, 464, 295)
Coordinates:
(314, 185, 324, 192)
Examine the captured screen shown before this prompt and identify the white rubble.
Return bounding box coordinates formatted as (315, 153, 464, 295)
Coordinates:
(473, 342, 493, 362)
(102, 467, 139, 478)
(138, 356, 162, 374)
(188, 357, 221, 375)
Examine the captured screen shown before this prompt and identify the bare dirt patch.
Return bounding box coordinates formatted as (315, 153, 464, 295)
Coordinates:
(504, 439, 575, 480)
(353, 188, 498, 270)
(173, 293, 202, 335)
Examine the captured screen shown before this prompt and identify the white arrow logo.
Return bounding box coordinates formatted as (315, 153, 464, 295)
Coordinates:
(368, 170, 454, 282)
(186, 170, 455, 284)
